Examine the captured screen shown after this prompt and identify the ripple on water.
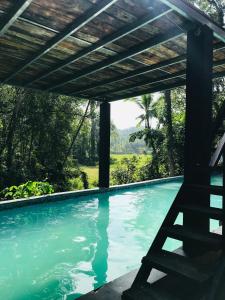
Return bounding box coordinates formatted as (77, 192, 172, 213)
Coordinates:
(0, 177, 207, 300)
(72, 236, 86, 243)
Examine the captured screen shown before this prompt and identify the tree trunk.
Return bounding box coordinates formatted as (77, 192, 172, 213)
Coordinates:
(90, 101, 97, 164)
(6, 94, 21, 175)
(62, 100, 91, 168)
(164, 90, 175, 176)
(149, 134, 160, 176)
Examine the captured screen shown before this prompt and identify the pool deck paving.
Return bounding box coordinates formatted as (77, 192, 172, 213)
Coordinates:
(78, 228, 224, 300)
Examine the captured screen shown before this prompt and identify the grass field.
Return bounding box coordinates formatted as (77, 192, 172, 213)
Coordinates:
(81, 165, 99, 187)
(80, 154, 151, 187)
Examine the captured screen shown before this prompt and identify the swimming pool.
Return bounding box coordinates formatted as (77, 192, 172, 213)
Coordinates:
(0, 177, 222, 300)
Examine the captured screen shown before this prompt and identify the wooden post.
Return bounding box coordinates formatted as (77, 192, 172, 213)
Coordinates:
(99, 101, 110, 188)
(183, 25, 213, 255)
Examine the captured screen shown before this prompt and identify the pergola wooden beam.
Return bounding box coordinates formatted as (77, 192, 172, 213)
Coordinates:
(159, 0, 225, 43)
(105, 80, 186, 102)
(94, 70, 186, 98)
(85, 57, 225, 99)
(1, 0, 118, 84)
(47, 27, 185, 91)
(0, 0, 33, 37)
(104, 69, 225, 102)
(71, 42, 225, 97)
(26, 6, 172, 87)
(0, 8, 129, 65)
(0, 0, 224, 99)
(71, 54, 186, 96)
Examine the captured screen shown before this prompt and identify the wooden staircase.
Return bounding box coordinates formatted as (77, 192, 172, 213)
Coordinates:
(122, 184, 224, 299)
(122, 105, 225, 299)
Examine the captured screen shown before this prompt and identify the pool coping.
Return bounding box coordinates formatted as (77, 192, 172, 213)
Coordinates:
(0, 175, 183, 211)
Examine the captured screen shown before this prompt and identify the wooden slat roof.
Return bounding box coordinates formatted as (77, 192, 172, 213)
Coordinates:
(0, 0, 224, 102)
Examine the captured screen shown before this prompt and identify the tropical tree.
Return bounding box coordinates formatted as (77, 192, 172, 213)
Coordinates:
(0, 85, 101, 192)
(135, 94, 156, 129)
(129, 94, 162, 176)
(192, 0, 224, 26)
(164, 90, 175, 176)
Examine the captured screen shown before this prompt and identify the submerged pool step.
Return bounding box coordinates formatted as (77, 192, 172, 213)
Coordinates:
(143, 250, 212, 283)
(178, 204, 223, 220)
(123, 283, 181, 300)
(185, 184, 224, 196)
(163, 225, 223, 250)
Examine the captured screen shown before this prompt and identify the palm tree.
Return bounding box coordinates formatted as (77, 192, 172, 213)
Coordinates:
(134, 94, 155, 130)
(130, 94, 160, 177)
(164, 90, 175, 176)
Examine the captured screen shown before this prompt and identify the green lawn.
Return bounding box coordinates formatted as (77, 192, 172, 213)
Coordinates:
(111, 153, 150, 165)
(80, 154, 151, 187)
(81, 165, 99, 187)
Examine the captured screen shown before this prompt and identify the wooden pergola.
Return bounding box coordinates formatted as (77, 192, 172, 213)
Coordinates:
(1, 0, 225, 298)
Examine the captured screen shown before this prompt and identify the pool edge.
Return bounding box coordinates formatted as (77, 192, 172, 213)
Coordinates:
(0, 175, 183, 211)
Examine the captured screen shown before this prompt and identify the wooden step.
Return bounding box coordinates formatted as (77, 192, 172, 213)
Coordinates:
(123, 283, 181, 300)
(185, 184, 223, 196)
(143, 250, 212, 283)
(163, 225, 222, 250)
(178, 204, 223, 220)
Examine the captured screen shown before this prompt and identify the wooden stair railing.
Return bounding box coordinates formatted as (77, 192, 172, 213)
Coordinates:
(122, 183, 224, 299)
(210, 132, 225, 167)
(211, 101, 225, 143)
(122, 104, 225, 300)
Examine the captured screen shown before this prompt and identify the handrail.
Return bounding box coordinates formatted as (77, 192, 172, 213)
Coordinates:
(210, 132, 225, 167)
(209, 99, 225, 168)
(211, 101, 225, 142)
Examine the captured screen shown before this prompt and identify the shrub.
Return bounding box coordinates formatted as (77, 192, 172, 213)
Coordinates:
(0, 181, 54, 200)
(111, 156, 139, 185)
(67, 177, 84, 190)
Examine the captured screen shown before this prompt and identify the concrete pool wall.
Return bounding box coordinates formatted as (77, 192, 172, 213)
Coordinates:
(0, 176, 183, 211)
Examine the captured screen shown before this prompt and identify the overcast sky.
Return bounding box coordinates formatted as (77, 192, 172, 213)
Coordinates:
(111, 100, 142, 129)
(111, 93, 160, 129)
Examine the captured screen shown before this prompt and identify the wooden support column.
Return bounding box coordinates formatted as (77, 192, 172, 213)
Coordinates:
(183, 25, 213, 255)
(99, 101, 110, 188)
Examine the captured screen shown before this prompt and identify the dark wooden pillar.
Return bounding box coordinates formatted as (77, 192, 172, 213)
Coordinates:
(99, 101, 110, 188)
(183, 25, 213, 255)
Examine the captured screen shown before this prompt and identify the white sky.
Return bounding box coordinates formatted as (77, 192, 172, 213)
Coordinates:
(111, 100, 142, 129)
(111, 94, 160, 129)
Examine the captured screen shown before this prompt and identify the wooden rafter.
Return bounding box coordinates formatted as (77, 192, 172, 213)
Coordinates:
(1, 0, 119, 84)
(0, 0, 33, 37)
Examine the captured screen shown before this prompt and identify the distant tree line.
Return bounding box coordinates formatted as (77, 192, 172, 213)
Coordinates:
(0, 86, 99, 192)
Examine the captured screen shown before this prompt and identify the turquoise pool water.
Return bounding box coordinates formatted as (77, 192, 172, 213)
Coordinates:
(0, 177, 222, 300)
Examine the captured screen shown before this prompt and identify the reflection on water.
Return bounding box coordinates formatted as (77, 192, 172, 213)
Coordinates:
(92, 195, 109, 290)
(0, 177, 220, 300)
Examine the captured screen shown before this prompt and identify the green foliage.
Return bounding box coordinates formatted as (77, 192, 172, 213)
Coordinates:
(111, 154, 165, 185)
(0, 85, 100, 193)
(128, 90, 185, 179)
(189, 0, 224, 26)
(110, 126, 148, 154)
(0, 181, 54, 200)
(111, 156, 139, 185)
(68, 178, 84, 190)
